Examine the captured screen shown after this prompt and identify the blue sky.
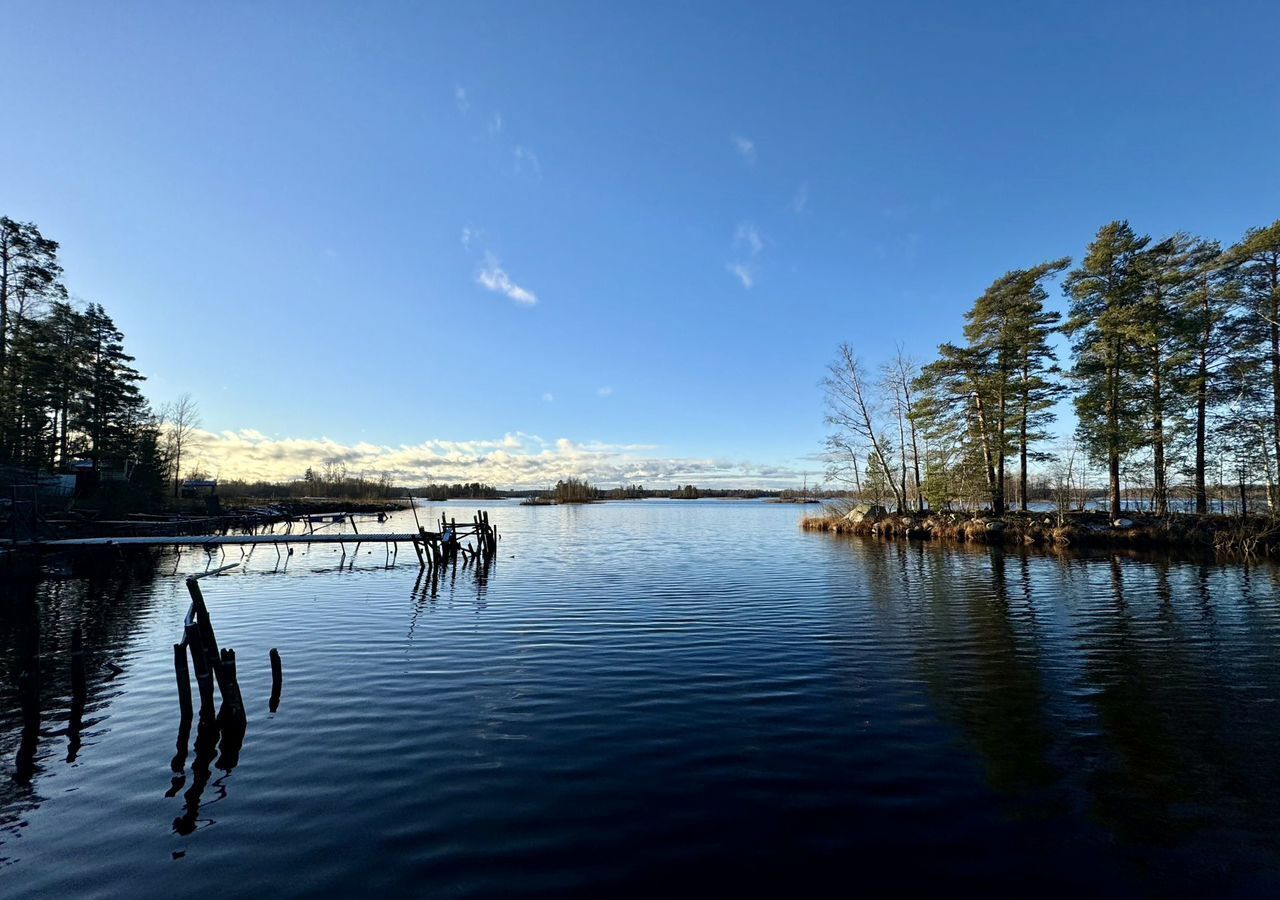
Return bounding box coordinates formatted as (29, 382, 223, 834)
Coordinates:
(3, 2, 1277, 486)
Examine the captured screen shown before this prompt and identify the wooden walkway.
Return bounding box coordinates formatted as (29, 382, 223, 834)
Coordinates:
(36, 533, 427, 547)
(4, 508, 500, 572)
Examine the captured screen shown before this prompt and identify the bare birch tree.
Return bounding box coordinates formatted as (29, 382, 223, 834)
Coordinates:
(824, 343, 905, 511)
(161, 392, 202, 498)
(883, 347, 925, 511)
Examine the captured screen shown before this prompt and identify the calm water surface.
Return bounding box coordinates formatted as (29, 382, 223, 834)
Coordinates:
(4, 500, 1280, 897)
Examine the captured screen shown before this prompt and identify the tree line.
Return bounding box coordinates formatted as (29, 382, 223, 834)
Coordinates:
(0, 216, 212, 506)
(1, 217, 154, 494)
(825, 218, 1280, 520)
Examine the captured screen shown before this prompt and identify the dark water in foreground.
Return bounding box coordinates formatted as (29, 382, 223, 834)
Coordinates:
(4, 500, 1280, 897)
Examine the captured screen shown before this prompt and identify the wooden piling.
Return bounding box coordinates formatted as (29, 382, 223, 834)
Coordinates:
(218, 647, 246, 727)
(173, 642, 193, 721)
(421, 535, 432, 565)
(186, 576, 221, 660)
(269, 648, 282, 712)
(187, 573, 243, 719)
(186, 624, 216, 716)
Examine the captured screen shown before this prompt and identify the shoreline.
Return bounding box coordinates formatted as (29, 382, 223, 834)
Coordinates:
(801, 508, 1280, 559)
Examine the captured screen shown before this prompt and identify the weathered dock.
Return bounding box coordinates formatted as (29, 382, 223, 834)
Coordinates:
(36, 533, 427, 547)
(3, 506, 502, 572)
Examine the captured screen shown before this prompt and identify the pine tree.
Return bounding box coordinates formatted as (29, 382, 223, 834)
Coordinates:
(1169, 240, 1237, 514)
(965, 259, 1069, 512)
(919, 341, 1002, 510)
(1225, 220, 1280, 508)
(76, 303, 147, 471)
(0, 217, 65, 460)
(1129, 234, 1215, 515)
(42, 301, 92, 468)
(1064, 221, 1151, 520)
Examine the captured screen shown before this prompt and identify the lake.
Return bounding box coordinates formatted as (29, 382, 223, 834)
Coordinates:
(4, 499, 1280, 897)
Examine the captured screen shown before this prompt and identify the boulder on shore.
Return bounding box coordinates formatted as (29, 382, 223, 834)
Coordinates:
(844, 503, 889, 525)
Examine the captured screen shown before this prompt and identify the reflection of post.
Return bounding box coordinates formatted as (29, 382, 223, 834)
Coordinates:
(174, 712, 220, 836)
(67, 626, 87, 762)
(14, 582, 40, 784)
(217, 701, 246, 772)
(167, 713, 192, 798)
(269, 648, 283, 713)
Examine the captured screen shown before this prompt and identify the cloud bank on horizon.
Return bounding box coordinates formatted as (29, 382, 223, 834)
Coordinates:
(185, 428, 802, 489)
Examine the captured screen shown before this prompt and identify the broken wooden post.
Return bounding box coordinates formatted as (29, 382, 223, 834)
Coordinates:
(416, 525, 432, 568)
(218, 647, 247, 728)
(186, 621, 216, 717)
(186, 575, 221, 660)
(186, 568, 243, 717)
(173, 642, 193, 721)
(269, 648, 282, 712)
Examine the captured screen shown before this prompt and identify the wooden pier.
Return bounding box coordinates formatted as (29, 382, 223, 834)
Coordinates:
(3, 506, 501, 572)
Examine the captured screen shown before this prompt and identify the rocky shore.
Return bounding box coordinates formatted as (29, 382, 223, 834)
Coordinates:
(801, 504, 1280, 558)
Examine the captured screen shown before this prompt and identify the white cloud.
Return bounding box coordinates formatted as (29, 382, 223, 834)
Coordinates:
(731, 135, 756, 165)
(488, 112, 504, 135)
(734, 221, 763, 256)
(542, 392, 554, 402)
(460, 225, 480, 249)
(186, 429, 802, 488)
(727, 263, 754, 289)
(476, 252, 538, 306)
(455, 86, 469, 113)
(513, 145, 542, 180)
(597, 386, 613, 397)
(790, 182, 809, 214)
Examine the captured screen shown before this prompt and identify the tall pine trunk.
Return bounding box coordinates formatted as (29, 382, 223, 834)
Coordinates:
(994, 385, 1006, 516)
(1108, 340, 1122, 520)
(1194, 344, 1208, 515)
(1019, 361, 1030, 513)
(909, 420, 924, 512)
(895, 395, 908, 514)
(1152, 349, 1166, 516)
(973, 393, 999, 512)
(1271, 270, 1280, 509)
